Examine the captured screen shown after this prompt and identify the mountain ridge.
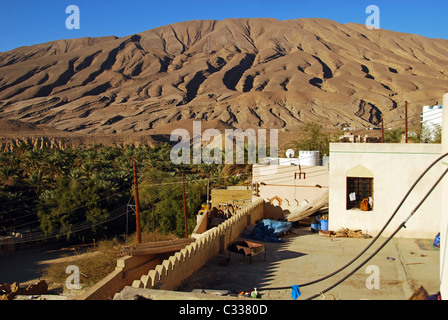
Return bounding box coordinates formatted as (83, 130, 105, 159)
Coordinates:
(1, 17, 447, 139)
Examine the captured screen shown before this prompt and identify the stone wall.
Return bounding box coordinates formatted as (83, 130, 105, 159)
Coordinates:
(76, 254, 162, 300)
(129, 199, 264, 291)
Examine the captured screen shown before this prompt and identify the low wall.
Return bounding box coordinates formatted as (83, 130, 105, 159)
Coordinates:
(192, 210, 208, 235)
(129, 199, 264, 291)
(76, 254, 162, 300)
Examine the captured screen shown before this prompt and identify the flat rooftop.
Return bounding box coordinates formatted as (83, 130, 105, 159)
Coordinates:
(172, 227, 440, 300)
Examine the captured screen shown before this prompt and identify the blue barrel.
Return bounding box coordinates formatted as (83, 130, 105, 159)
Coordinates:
(320, 220, 328, 231)
(311, 220, 320, 232)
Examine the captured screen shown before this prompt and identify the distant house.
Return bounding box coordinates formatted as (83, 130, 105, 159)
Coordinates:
(422, 105, 443, 141)
(422, 105, 443, 128)
(339, 132, 382, 143)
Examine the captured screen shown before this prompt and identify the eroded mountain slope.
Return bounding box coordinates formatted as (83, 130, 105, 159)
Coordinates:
(1, 18, 447, 136)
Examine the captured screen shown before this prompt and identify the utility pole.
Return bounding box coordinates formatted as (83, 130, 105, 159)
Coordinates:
(206, 178, 210, 209)
(405, 101, 408, 143)
(133, 161, 142, 244)
(152, 206, 155, 233)
(182, 172, 188, 238)
(125, 207, 129, 244)
(381, 116, 385, 143)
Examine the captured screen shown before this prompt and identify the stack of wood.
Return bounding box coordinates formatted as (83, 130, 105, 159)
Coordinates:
(319, 228, 371, 239)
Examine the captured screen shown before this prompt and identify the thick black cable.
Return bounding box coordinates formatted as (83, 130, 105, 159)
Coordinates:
(299, 151, 448, 288)
(305, 167, 448, 300)
(253, 151, 448, 292)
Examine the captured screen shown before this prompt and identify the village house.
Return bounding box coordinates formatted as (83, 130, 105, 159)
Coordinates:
(251, 150, 329, 220)
(328, 142, 442, 239)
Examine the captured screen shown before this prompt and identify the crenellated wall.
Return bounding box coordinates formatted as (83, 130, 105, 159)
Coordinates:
(129, 199, 264, 291)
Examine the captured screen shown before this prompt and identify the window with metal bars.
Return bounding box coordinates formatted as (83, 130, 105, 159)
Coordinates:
(346, 177, 374, 210)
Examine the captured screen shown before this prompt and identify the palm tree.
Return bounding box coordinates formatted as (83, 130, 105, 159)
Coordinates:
(15, 140, 31, 157)
(80, 161, 97, 179)
(22, 150, 42, 175)
(0, 165, 18, 185)
(27, 169, 45, 195)
(67, 167, 83, 181)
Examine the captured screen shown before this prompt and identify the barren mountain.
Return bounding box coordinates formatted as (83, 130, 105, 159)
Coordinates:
(1, 18, 448, 144)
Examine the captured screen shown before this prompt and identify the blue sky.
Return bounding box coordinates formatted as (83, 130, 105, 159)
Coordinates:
(0, 0, 447, 52)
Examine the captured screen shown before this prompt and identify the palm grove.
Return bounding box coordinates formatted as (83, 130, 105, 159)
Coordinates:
(0, 142, 250, 243)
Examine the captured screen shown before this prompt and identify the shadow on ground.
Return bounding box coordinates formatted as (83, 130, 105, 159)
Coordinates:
(178, 228, 310, 294)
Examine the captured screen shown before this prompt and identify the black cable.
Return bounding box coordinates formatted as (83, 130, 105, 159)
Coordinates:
(252, 151, 448, 292)
(305, 167, 448, 300)
(299, 151, 448, 288)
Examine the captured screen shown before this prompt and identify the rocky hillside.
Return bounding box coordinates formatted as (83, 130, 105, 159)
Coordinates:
(1, 18, 448, 138)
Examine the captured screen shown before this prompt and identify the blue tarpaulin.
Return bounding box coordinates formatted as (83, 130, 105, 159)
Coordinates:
(434, 233, 440, 248)
(243, 219, 292, 243)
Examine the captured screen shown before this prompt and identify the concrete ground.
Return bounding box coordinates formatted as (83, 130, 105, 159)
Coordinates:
(174, 227, 440, 300)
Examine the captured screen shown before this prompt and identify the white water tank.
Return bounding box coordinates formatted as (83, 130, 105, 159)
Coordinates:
(298, 151, 320, 166)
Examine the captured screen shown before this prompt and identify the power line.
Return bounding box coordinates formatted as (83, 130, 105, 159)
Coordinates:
(1, 205, 129, 245)
(0, 178, 133, 216)
(1, 183, 133, 230)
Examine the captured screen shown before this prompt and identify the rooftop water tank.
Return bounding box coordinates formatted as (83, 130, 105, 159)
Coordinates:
(298, 151, 320, 166)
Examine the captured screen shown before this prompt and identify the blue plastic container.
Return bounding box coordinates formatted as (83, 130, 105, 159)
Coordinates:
(311, 220, 320, 232)
(320, 220, 328, 231)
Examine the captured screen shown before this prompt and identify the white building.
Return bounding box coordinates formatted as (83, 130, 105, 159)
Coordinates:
(329, 95, 448, 300)
(440, 94, 448, 300)
(329, 143, 442, 239)
(422, 105, 443, 141)
(252, 151, 328, 219)
(422, 105, 443, 128)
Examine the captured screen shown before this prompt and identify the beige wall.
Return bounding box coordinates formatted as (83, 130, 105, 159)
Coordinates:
(77, 255, 162, 300)
(252, 164, 329, 217)
(329, 143, 442, 239)
(440, 93, 448, 299)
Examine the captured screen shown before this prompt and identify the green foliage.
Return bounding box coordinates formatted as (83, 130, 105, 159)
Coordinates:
(422, 124, 442, 143)
(0, 142, 251, 241)
(37, 177, 109, 239)
(290, 122, 341, 156)
(139, 167, 205, 237)
(387, 125, 441, 144)
(0, 144, 137, 239)
(384, 127, 405, 143)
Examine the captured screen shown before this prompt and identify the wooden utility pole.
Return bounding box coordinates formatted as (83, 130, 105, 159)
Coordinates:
(152, 206, 155, 233)
(182, 172, 188, 238)
(381, 116, 385, 143)
(133, 161, 142, 244)
(405, 101, 408, 143)
(206, 178, 210, 209)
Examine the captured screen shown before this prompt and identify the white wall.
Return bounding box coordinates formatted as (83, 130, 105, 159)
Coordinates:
(252, 163, 329, 214)
(440, 93, 448, 300)
(422, 105, 443, 127)
(329, 143, 442, 239)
